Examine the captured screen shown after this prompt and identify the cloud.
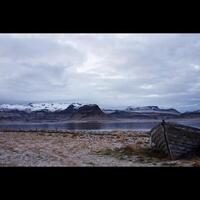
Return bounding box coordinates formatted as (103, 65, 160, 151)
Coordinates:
(0, 34, 200, 111)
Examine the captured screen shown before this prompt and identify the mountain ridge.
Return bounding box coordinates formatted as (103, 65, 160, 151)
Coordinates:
(0, 103, 181, 113)
(0, 102, 199, 122)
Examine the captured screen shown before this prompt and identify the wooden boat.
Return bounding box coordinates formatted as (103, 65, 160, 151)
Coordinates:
(150, 121, 200, 159)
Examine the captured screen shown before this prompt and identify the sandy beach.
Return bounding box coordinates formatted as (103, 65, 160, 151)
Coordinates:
(0, 130, 200, 167)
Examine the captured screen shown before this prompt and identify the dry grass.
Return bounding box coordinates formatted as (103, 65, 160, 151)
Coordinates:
(97, 143, 168, 161)
(0, 130, 198, 166)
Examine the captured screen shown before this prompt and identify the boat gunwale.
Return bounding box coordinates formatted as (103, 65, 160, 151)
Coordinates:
(165, 122, 200, 132)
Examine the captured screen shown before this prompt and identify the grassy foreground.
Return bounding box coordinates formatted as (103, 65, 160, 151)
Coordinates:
(0, 130, 199, 166)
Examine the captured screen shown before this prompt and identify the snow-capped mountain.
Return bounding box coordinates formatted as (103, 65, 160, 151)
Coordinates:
(126, 106, 159, 111)
(70, 103, 83, 110)
(0, 102, 98, 113)
(0, 103, 71, 112)
(0, 103, 109, 122)
(103, 106, 180, 115)
(0, 104, 30, 111)
(125, 106, 180, 114)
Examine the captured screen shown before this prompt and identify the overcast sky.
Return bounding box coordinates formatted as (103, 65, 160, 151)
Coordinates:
(0, 34, 200, 111)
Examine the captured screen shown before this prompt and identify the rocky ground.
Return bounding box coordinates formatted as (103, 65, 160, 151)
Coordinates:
(0, 130, 200, 166)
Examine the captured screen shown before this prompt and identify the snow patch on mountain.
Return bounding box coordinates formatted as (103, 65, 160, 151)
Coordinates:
(71, 103, 83, 109)
(125, 106, 180, 114)
(102, 109, 116, 114)
(0, 103, 71, 112)
(0, 104, 29, 111)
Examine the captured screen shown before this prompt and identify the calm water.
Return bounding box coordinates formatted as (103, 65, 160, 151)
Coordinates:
(0, 119, 200, 131)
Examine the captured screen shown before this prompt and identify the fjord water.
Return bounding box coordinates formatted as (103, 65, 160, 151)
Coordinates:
(0, 119, 200, 131)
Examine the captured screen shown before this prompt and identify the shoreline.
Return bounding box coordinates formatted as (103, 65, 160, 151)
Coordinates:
(0, 118, 199, 132)
(0, 117, 200, 124)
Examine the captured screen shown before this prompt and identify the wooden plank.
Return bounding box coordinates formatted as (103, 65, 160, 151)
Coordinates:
(153, 135, 166, 150)
(168, 135, 200, 146)
(170, 146, 189, 153)
(169, 142, 197, 149)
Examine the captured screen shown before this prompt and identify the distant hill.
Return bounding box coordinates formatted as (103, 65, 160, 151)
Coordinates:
(180, 110, 200, 118)
(125, 106, 180, 114)
(107, 110, 180, 120)
(103, 106, 180, 119)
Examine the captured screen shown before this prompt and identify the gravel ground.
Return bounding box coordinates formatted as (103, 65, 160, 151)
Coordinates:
(0, 130, 199, 166)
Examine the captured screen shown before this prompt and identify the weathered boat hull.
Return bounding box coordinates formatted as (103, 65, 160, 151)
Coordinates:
(150, 122, 200, 159)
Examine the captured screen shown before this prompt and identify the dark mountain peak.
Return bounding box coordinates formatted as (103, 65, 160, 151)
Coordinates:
(66, 104, 76, 111)
(70, 104, 108, 120)
(77, 104, 102, 114)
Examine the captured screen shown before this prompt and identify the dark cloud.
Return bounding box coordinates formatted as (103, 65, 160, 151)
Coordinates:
(0, 34, 200, 111)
